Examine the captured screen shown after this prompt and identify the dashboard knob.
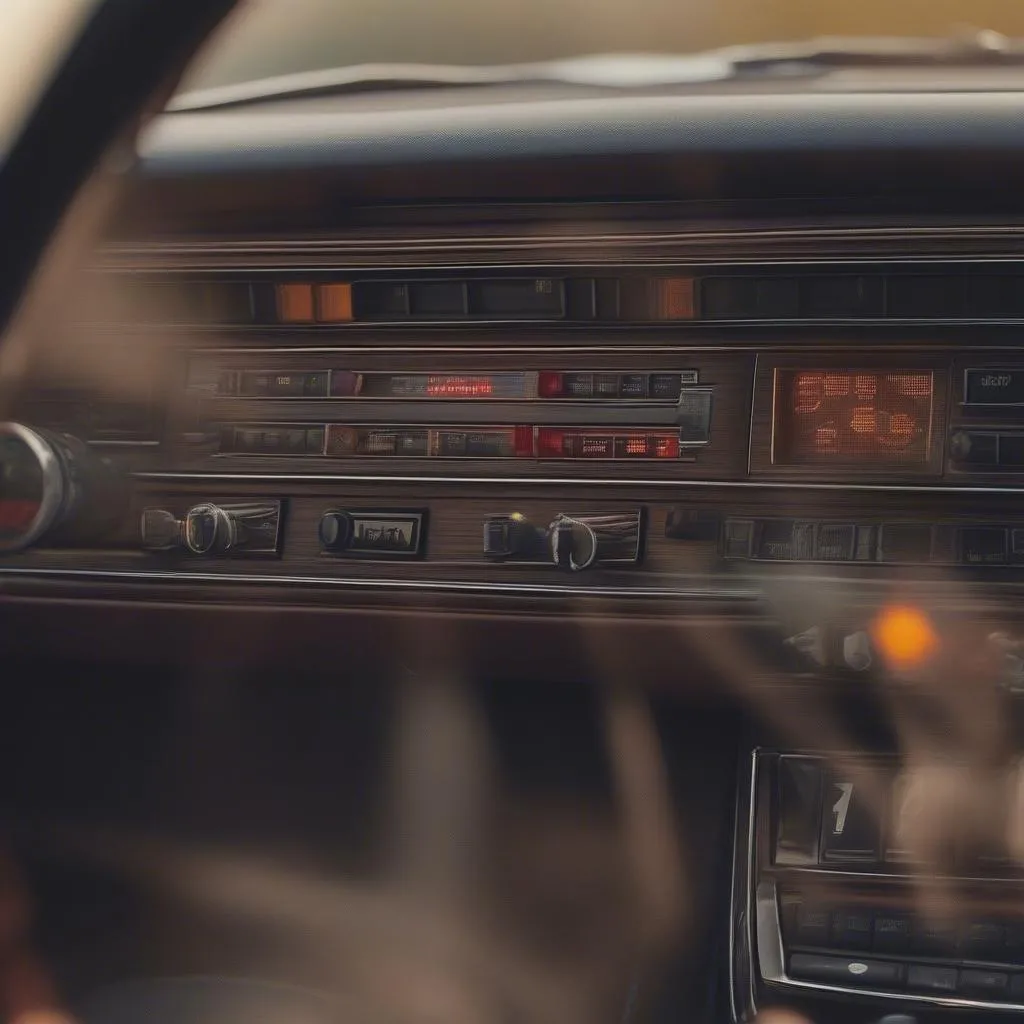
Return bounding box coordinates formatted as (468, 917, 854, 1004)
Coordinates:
(483, 513, 545, 560)
(140, 508, 182, 551)
(842, 630, 874, 672)
(318, 510, 354, 552)
(549, 514, 598, 572)
(183, 502, 239, 555)
(0, 422, 125, 551)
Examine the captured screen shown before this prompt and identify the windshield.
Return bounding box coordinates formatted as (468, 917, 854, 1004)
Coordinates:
(181, 0, 1024, 91)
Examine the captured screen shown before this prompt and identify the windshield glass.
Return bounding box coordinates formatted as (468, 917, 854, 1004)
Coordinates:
(181, 0, 1024, 92)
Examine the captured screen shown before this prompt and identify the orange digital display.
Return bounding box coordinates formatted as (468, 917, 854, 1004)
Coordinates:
(774, 369, 934, 466)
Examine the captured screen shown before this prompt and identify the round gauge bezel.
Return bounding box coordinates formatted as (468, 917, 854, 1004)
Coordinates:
(0, 422, 65, 552)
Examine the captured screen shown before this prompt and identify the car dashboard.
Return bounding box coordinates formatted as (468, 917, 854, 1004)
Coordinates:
(7, 84, 1024, 1024)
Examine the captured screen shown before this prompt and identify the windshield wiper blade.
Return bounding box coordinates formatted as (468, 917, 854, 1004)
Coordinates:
(169, 32, 1024, 113)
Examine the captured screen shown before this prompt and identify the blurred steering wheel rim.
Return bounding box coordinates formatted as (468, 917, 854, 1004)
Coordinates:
(0, 0, 238, 340)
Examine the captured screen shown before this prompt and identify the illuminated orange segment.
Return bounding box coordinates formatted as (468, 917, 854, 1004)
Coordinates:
(854, 375, 878, 400)
(872, 605, 940, 670)
(794, 372, 823, 413)
(276, 283, 315, 323)
(655, 277, 696, 320)
(850, 406, 877, 434)
(894, 373, 932, 397)
(317, 283, 354, 322)
(823, 373, 851, 397)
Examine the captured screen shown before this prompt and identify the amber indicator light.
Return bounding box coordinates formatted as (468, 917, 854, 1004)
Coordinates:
(276, 283, 315, 323)
(316, 283, 354, 323)
(872, 605, 940, 671)
(655, 277, 696, 320)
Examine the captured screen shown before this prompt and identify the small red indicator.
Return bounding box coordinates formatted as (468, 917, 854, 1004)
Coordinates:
(538, 372, 564, 398)
(536, 428, 679, 459)
(0, 500, 40, 530)
(537, 429, 566, 457)
(514, 425, 535, 457)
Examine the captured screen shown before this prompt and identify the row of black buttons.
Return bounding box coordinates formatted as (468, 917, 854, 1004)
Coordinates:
(227, 426, 326, 455)
(723, 518, 1024, 565)
(790, 953, 1024, 1000)
(703, 273, 1024, 320)
(950, 430, 1024, 470)
(788, 904, 1024, 962)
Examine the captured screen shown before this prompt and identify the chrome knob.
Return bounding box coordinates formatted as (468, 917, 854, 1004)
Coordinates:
(183, 502, 239, 555)
(549, 514, 599, 572)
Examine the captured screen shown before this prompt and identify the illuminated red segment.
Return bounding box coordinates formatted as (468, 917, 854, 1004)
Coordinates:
(538, 372, 564, 398)
(536, 428, 680, 459)
(514, 426, 535, 457)
(537, 428, 566, 457)
(0, 500, 40, 530)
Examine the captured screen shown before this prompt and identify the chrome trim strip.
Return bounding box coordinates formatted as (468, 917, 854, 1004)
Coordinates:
(132, 471, 1024, 495)
(767, 864, 1024, 885)
(177, 344, 1024, 355)
(87, 440, 161, 448)
(100, 316, 1024, 328)
(0, 566, 763, 600)
(726, 767, 740, 1023)
(755, 880, 785, 982)
(97, 229, 1024, 262)
(775, 976, 1024, 1013)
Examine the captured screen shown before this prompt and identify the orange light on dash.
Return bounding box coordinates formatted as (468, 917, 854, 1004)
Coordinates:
(872, 605, 940, 671)
(850, 406, 877, 434)
(854, 375, 878, 400)
(823, 373, 851, 397)
(316, 283, 354, 323)
(276, 283, 315, 323)
(813, 424, 839, 452)
(894, 373, 933, 397)
(794, 372, 824, 414)
(655, 278, 696, 320)
(878, 411, 917, 449)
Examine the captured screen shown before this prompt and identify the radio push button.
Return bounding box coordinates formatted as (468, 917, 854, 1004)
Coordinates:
(482, 514, 547, 561)
(819, 766, 883, 863)
(320, 510, 425, 558)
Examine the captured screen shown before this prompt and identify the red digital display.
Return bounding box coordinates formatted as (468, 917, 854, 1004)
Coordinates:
(425, 376, 495, 397)
(775, 370, 934, 466)
(317, 425, 683, 460)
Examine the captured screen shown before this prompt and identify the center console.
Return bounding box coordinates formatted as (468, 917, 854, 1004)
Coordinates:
(734, 749, 1024, 1019)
